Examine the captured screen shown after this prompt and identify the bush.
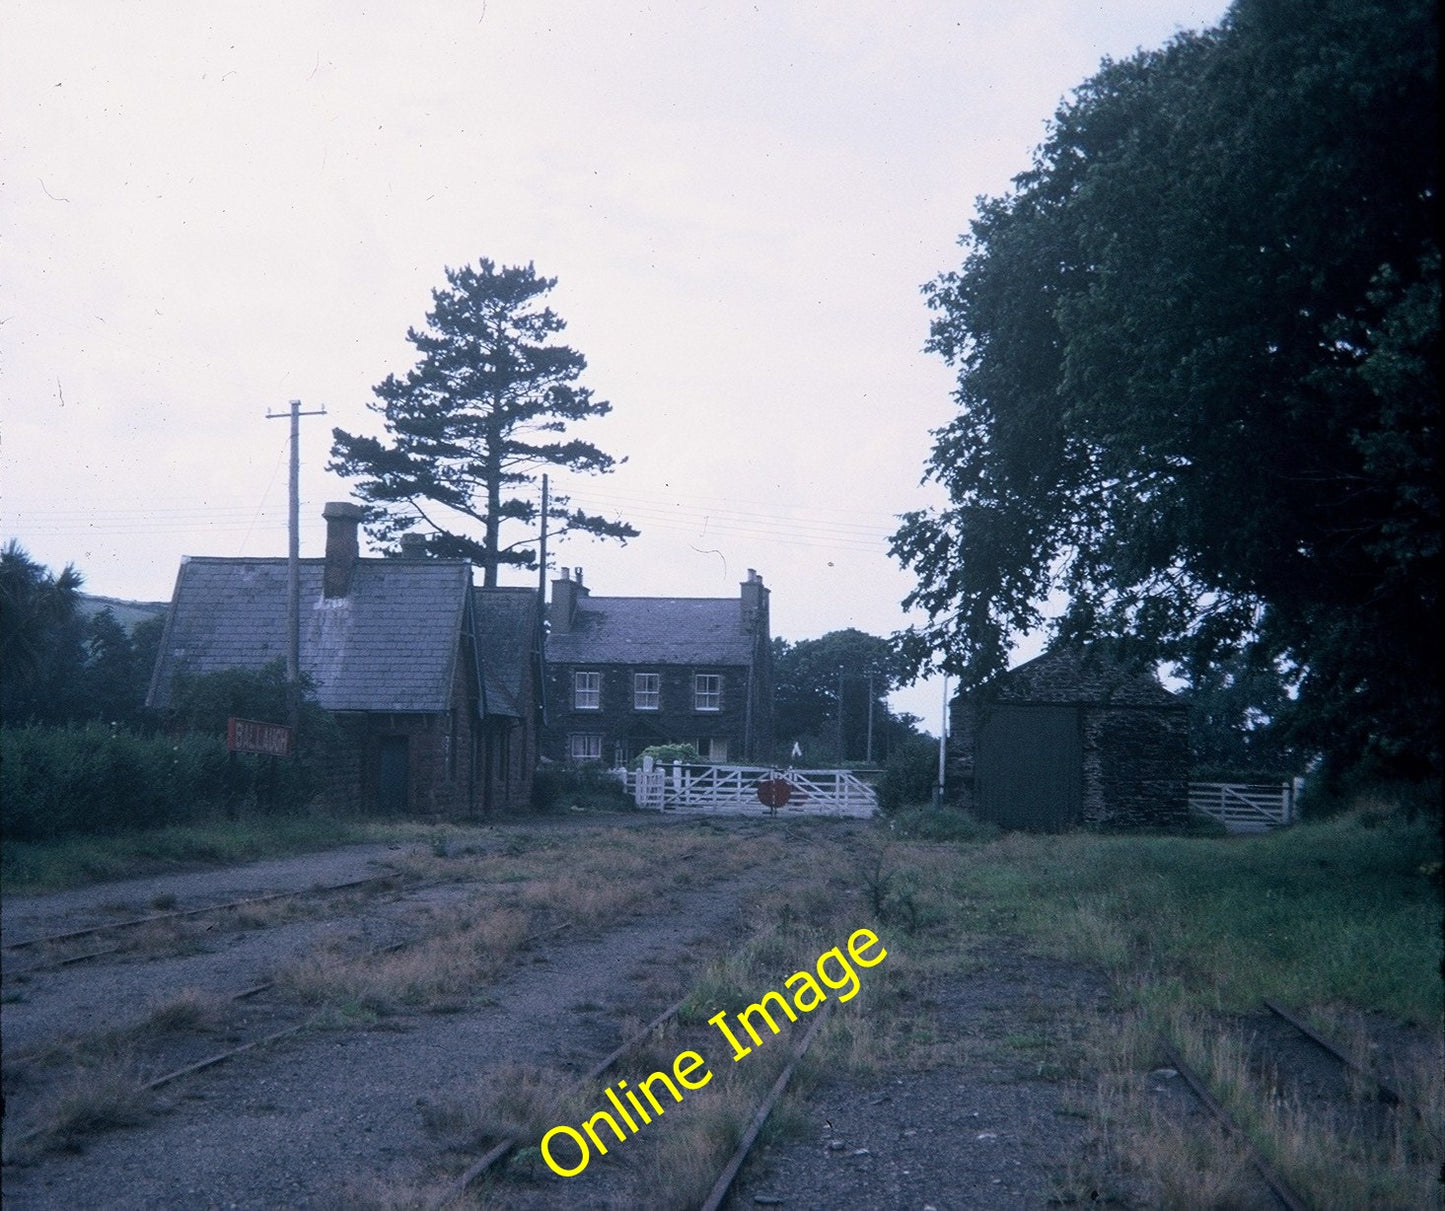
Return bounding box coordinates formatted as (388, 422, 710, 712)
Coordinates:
(0, 724, 316, 842)
(876, 734, 940, 813)
(531, 762, 635, 813)
(887, 803, 1000, 843)
(633, 743, 702, 768)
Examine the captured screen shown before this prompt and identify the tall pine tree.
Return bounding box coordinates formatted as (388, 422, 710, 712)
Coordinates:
(330, 260, 638, 586)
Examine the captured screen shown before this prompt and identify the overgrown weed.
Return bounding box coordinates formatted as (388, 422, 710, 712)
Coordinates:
(3, 1052, 151, 1161)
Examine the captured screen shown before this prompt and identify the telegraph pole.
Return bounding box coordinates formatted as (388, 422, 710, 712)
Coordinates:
(537, 474, 549, 600)
(935, 675, 949, 808)
(536, 474, 550, 728)
(266, 398, 327, 743)
(865, 668, 875, 765)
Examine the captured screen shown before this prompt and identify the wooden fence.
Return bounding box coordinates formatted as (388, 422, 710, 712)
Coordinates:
(617, 761, 878, 818)
(1188, 782, 1294, 833)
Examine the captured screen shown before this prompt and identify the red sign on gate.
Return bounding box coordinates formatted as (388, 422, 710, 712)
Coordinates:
(757, 777, 793, 809)
(227, 717, 293, 758)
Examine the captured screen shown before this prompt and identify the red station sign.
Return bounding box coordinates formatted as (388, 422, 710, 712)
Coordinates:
(227, 717, 293, 758)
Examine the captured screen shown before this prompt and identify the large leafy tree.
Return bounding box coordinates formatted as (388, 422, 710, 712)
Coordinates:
(1, 541, 86, 724)
(330, 260, 638, 586)
(772, 629, 920, 763)
(892, 0, 1438, 779)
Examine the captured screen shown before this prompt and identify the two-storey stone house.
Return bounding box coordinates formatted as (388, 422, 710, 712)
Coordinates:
(542, 568, 773, 766)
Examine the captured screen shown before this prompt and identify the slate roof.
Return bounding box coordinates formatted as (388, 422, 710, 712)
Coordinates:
(984, 645, 1182, 708)
(148, 557, 474, 713)
(545, 597, 754, 666)
(473, 586, 540, 718)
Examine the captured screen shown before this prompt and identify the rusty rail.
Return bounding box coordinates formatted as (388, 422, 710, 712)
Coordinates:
(700, 1002, 833, 1211)
(3, 871, 401, 952)
(1261, 998, 1415, 1114)
(1157, 1038, 1312, 1211)
(426, 993, 689, 1211)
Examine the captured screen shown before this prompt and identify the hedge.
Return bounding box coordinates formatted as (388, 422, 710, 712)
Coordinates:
(1, 725, 315, 842)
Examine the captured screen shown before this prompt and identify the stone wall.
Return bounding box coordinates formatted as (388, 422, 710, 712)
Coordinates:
(1079, 705, 1189, 829)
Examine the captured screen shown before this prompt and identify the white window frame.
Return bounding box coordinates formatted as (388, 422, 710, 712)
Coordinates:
(694, 673, 722, 712)
(574, 670, 601, 711)
(569, 733, 603, 761)
(634, 672, 660, 711)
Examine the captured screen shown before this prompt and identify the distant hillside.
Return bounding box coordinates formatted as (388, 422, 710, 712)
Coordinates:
(78, 594, 168, 632)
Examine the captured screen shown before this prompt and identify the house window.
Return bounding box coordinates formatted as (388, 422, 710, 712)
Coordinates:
(695, 673, 721, 711)
(570, 733, 603, 761)
(699, 737, 728, 762)
(634, 673, 660, 710)
(574, 671, 601, 710)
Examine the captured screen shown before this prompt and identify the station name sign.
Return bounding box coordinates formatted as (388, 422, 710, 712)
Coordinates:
(227, 717, 293, 758)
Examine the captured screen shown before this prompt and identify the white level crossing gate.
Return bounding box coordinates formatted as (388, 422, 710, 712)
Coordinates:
(619, 761, 878, 818)
(1188, 782, 1295, 833)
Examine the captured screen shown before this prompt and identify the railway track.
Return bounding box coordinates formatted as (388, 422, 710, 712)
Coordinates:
(423, 995, 833, 1210)
(2, 871, 405, 954)
(1160, 997, 1430, 1211)
(1, 826, 796, 1206)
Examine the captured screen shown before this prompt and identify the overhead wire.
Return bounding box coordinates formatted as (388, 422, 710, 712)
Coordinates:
(10, 485, 912, 555)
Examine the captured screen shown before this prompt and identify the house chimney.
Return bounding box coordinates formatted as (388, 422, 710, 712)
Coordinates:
(552, 568, 577, 634)
(740, 569, 768, 634)
(399, 532, 426, 558)
(323, 501, 364, 598)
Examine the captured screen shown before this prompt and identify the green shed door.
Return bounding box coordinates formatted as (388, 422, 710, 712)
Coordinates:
(976, 705, 1082, 830)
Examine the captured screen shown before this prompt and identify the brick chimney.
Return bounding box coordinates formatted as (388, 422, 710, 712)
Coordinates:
(740, 568, 768, 634)
(399, 533, 427, 558)
(322, 502, 364, 598)
(550, 567, 589, 634)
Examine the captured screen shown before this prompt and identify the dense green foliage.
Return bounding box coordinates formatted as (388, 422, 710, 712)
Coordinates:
(164, 659, 338, 757)
(893, 0, 1438, 781)
(1178, 651, 1298, 778)
(875, 732, 942, 813)
(634, 743, 702, 767)
(329, 259, 638, 586)
(1, 543, 163, 727)
(531, 761, 635, 813)
(0, 725, 314, 842)
(772, 629, 922, 764)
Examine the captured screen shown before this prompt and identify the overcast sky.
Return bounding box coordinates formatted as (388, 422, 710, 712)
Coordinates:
(2, 0, 1228, 731)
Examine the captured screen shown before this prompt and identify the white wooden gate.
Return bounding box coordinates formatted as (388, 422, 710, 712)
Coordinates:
(1188, 782, 1294, 833)
(620, 761, 878, 818)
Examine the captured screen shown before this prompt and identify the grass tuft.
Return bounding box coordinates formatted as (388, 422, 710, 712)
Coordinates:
(5, 1055, 150, 1160)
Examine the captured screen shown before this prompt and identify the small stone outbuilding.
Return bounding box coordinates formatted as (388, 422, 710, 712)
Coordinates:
(948, 645, 1188, 831)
